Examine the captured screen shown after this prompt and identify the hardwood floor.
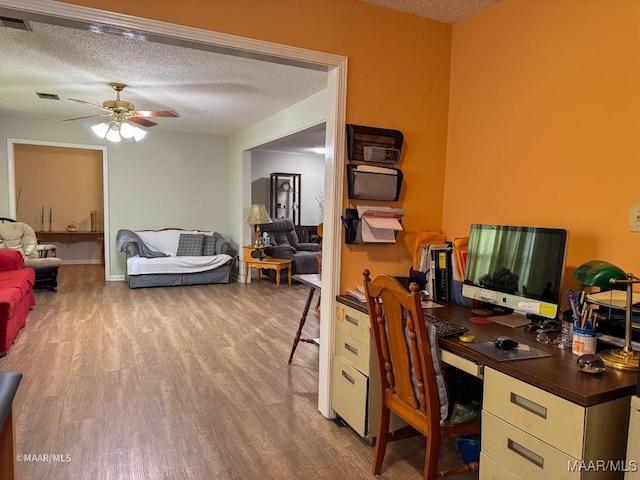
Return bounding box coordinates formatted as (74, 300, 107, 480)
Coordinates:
(0, 265, 477, 479)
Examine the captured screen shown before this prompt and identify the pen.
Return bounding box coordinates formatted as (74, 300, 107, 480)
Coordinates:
(569, 295, 580, 322)
(580, 303, 588, 329)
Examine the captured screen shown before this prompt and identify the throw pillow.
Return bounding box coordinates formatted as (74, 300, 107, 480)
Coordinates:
(176, 233, 205, 256)
(202, 234, 216, 256)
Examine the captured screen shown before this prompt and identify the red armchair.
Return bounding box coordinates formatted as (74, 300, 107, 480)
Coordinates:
(0, 249, 35, 356)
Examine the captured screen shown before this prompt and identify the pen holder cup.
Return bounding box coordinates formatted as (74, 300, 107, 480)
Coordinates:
(572, 327, 597, 356)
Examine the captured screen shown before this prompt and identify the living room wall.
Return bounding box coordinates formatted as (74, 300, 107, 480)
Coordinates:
(0, 113, 229, 278)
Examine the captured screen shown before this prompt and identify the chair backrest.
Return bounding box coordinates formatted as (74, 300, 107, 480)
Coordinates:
(0, 222, 39, 259)
(363, 269, 443, 436)
(259, 218, 299, 247)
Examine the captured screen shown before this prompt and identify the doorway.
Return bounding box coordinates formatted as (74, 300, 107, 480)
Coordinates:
(7, 138, 110, 277)
(0, 0, 346, 419)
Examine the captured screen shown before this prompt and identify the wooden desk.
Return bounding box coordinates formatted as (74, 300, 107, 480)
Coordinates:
(289, 274, 321, 364)
(334, 296, 637, 478)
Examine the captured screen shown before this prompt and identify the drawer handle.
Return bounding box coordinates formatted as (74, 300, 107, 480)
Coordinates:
(341, 370, 355, 384)
(346, 315, 359, 326)
(510, 392, 547, 419)
(507, 438, 544, 468)
(344, 343, 359, 355)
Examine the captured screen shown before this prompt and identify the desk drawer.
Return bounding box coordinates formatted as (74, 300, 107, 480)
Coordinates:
(441, 350, 483, 379)
(482, 411, 579, 480)
(483, 368, 584, 458)
(336, 304, 370, 345)
(335, 327, 370, 375)
(331, 354, 368, 437)
(479, 452, 522, 480)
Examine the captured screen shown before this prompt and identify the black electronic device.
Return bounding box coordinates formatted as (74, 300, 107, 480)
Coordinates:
(250, 249, 264, 261)
(494, 336, 519, 351)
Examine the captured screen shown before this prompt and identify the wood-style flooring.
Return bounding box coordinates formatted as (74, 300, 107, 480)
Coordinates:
(0, 265, 477, 479)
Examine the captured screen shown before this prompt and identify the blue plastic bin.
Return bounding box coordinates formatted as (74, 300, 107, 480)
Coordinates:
(458, 435, 480, 464)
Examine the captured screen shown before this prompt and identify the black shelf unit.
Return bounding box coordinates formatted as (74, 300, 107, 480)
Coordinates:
(269, 172, 301, 228)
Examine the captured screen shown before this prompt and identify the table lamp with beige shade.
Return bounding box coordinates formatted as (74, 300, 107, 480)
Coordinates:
(245, 204, 272, 248)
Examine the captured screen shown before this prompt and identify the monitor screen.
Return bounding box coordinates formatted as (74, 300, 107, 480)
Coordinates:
(462, 224, 568, 322)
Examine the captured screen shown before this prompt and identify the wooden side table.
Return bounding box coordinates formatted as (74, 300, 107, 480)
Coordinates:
(243, 246, 292, 288)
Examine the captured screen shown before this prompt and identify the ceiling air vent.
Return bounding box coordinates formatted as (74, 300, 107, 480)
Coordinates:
(36, 92, 60, 100)
(0, 16, 33, 31)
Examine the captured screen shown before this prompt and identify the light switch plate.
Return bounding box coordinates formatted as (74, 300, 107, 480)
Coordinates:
(630, 205, 640, 232)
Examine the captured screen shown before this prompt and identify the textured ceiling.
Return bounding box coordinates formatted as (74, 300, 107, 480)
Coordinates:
(363, 0, 498, 23)
(0, 1, 496, 152)
(0, 20, 328, 138)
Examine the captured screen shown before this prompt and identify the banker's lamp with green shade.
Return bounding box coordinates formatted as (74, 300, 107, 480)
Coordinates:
(573, 260, 640, 371)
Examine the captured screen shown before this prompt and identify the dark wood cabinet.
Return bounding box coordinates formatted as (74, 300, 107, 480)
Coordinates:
(269, 173, 301, 227)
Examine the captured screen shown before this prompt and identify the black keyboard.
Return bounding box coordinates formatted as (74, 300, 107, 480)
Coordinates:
(424, 312, 468, 338)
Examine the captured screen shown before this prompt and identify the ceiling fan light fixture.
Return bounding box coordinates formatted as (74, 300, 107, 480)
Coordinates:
(91, 122, 109, 138)
(132, 127, 147, 142)
(91, 120, 147, 142)
(105, 122, 122, 143)
(119, 122, 135, 139)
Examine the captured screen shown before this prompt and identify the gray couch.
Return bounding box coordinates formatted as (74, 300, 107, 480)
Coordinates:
(117, 229, 236, 288)
(259, 218, 321, 274)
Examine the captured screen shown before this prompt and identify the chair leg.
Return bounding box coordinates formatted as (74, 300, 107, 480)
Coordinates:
(437, 462, 479, 477)
(373, 405, 391, 475)
(423, 432, 440, 480)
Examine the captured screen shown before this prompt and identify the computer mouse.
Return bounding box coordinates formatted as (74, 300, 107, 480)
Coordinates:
(494, 336, 518, 350)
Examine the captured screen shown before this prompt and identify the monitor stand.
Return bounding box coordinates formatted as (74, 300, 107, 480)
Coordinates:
(488, 312, 531, 328)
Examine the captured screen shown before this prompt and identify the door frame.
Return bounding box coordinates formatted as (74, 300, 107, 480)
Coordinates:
(0, 0, 346, 419)
(7, 138, 110, 278)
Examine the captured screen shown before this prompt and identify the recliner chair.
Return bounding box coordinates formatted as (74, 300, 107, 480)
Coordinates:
(0, 219, 63, 291)
(259, 218, 321, 274)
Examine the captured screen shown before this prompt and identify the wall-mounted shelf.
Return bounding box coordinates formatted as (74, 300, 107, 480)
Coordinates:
(346, 164, 402, 202)
(347, 124, 404, 164)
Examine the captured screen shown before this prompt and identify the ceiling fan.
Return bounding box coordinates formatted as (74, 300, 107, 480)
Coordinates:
(64, 82, 179, 128)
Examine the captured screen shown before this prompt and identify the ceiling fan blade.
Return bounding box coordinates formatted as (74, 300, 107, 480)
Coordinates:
(133, 110, 180, 118)
(68, 98, 111, 112)
(62, 113, 112, 122)
(128, 116, 158, 128)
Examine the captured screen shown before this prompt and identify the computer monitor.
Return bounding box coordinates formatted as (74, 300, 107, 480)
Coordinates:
(462, 224, 568, 326)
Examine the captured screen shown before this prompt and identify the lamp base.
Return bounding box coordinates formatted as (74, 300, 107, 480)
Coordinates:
(598, 348, 639, 371)
(254, 225, 262, 248)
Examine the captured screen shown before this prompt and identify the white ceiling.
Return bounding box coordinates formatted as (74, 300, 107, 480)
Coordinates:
(0, 1, 497, 152)
(363, 0, 498, 23)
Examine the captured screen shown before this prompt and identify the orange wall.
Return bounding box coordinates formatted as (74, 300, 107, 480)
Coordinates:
(445, 0, 640, 295)
(60, 0, 453, 290)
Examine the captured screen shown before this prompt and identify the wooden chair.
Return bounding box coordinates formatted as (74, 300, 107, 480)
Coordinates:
(362, 270, 480, 479)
